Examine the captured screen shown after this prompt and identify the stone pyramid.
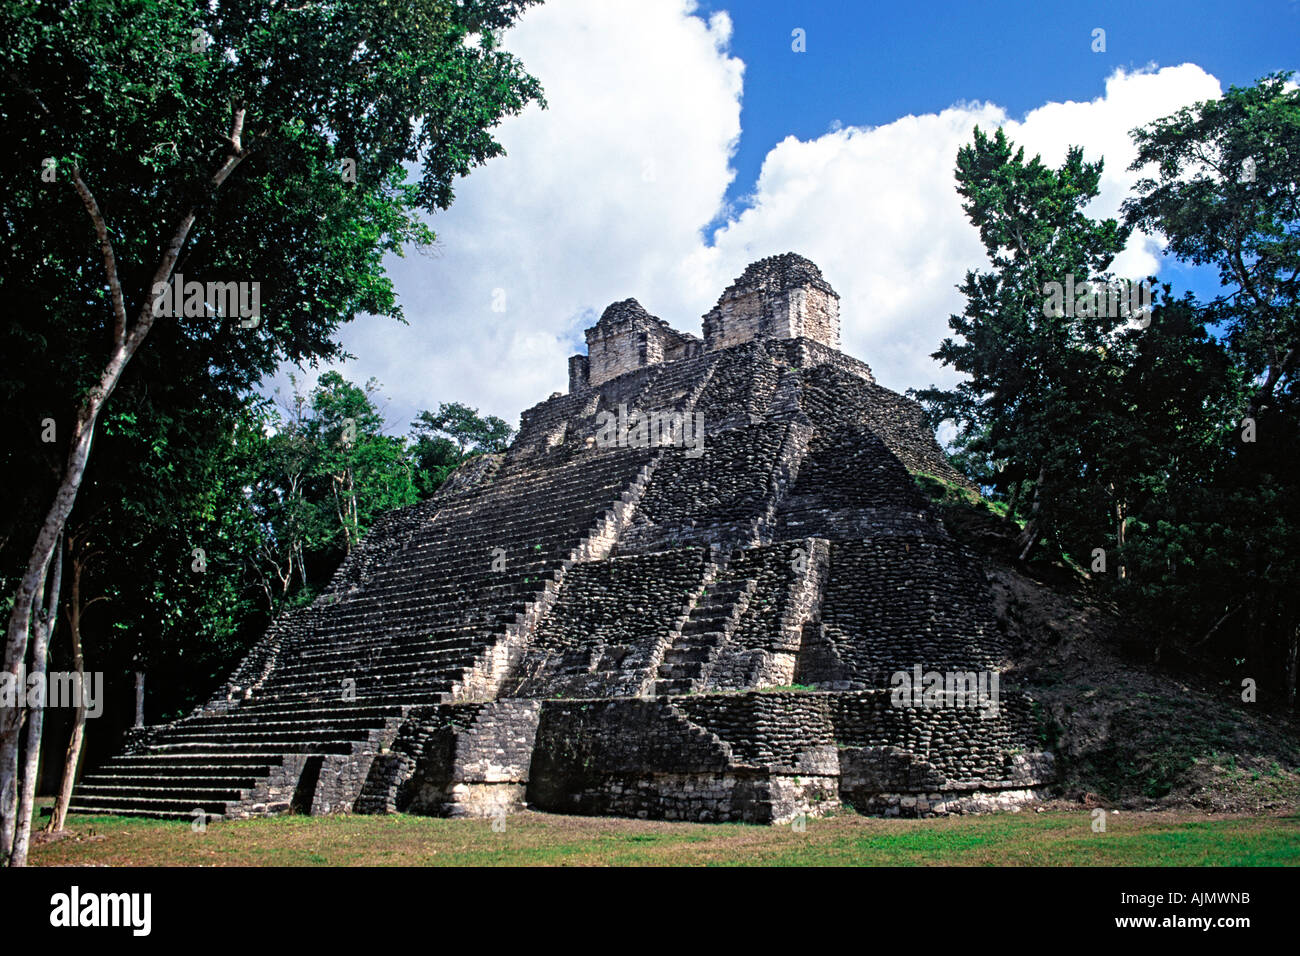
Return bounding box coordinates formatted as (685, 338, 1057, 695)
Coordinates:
(71, 254, 1054, 825)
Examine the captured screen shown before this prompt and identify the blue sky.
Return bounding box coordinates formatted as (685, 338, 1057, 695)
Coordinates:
(702, 0, 1296, 209)
(694, 0, 1297, 299)
(302, 0, 1298, 431)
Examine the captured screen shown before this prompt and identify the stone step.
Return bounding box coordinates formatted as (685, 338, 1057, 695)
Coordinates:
(99, 754, 282, 769)
(681, 616, 731, 634)
(271, 644, 483, 675)
(156, 727, 377, 745)
(67, 795, 230, 815)
(75, 783, 247, 802)
(657, 662, 705, 680)
(256, 673, 460, 698)
(177, 716, 390, 735)
(652, 679, 694, 696)
(77, 774, 262, 790)
(661, 644, 721, 665)
(227, 688, 448, 708)
(184, 707, 405, 728)
(197, 700, 415, 722)
(66, 805, 226, 821)
(150, 740, 357, 755)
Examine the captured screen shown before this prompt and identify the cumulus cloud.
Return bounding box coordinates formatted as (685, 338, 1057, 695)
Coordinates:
(296, 0, 743, 430)
(281, 0, 1224, 432)
(699, 63, 1223, 395)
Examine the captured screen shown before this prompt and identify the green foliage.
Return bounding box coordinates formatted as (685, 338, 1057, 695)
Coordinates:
(911, 126, 1129, 557)
(922, 76, 1300, 704)
(1114, 75, 1300, 692)
(250, 372, 419, 609)
(409, 401, 514, 497)
(1123, 72, 1300, 419)
(0, 0, 542, 718)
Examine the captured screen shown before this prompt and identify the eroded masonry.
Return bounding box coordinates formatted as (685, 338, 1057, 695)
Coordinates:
(72, 254, 1054, 825)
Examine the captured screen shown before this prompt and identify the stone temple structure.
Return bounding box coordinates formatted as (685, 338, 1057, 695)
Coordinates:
(71, 254, 1054, 824)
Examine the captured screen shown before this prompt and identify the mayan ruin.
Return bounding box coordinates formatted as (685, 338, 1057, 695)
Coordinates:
(67, 254, 1055, 825)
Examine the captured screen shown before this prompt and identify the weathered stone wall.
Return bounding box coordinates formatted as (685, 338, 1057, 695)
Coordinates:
(797, 286, 840, 348)
(673, 693, 839, 772)
(584, 298, 699, 387)
(392, 701, 542, 816)
(702, 254, 841, 352)
(507, 549, 711, 699)
(694, 342, 783, 431)
(527, 697, 836, 823)
(831, 690, 1054, 816)
(616, 424, 789, 554)
(525, 692, 1050, 823)
(706, 539, 830, 690)
(798, 536, 1007, 689)
(765, 337, 875, 384)
(794, 362, 964, 487)
(568, 354, 590, 393)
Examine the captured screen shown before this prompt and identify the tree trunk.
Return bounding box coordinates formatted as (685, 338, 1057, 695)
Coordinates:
(1005, 480, 1022, 525)
(1115, 495, 1128, 581)
(1287, 625, 1298, 712)
(48, 546, 86, 833)
(10, 537, 63, 866)
(1015, 465, 1047, 562)
(1, 414, 97, 860)
(134, 671, 146, 729)
(1, 113, 249, 856)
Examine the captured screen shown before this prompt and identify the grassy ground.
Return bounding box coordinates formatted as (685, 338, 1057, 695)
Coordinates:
(29, 807, 1300, 867)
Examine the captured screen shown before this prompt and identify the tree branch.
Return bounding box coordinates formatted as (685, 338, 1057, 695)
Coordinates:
(70, 168, 128, 347)
(127, 106, 257, 353)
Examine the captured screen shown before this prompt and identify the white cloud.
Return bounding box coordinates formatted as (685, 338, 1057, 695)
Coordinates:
(279, 0, 1224, 432)
(295, 0, 743, 432)
(698, 63, 1222, 396)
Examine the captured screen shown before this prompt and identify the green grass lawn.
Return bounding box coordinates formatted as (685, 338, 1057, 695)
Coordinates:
(29, 808, 1300, 866)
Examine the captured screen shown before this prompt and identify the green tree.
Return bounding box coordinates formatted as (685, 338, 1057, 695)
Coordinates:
(1121, 74, 1300, 706)
(42, 390, 273, 833)
(913, 126, 1129, 560)
(304, 372, 418, 558)
(410, 401, 513, 497)
(1123, 72, 1300, 424)
(249, 373, 420, 605)
(0, 0, 543, 864)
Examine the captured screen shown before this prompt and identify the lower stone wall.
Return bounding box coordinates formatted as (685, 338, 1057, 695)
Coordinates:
(351, 691, 1054, 824)
(356, 700, 542, 817)
(672, 692, 838, 772)
(525, 697, 824, 823)
(531, 769, 835, 825)
(845, 788, 1051, 818)
(829, 690, 1048, 783)
(524, 691, 1052, 824)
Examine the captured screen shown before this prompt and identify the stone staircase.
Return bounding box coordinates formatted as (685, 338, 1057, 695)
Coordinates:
(70, 447, 661, 820)
(653, 558, 759, 696)
(69, 702, 410, 818)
